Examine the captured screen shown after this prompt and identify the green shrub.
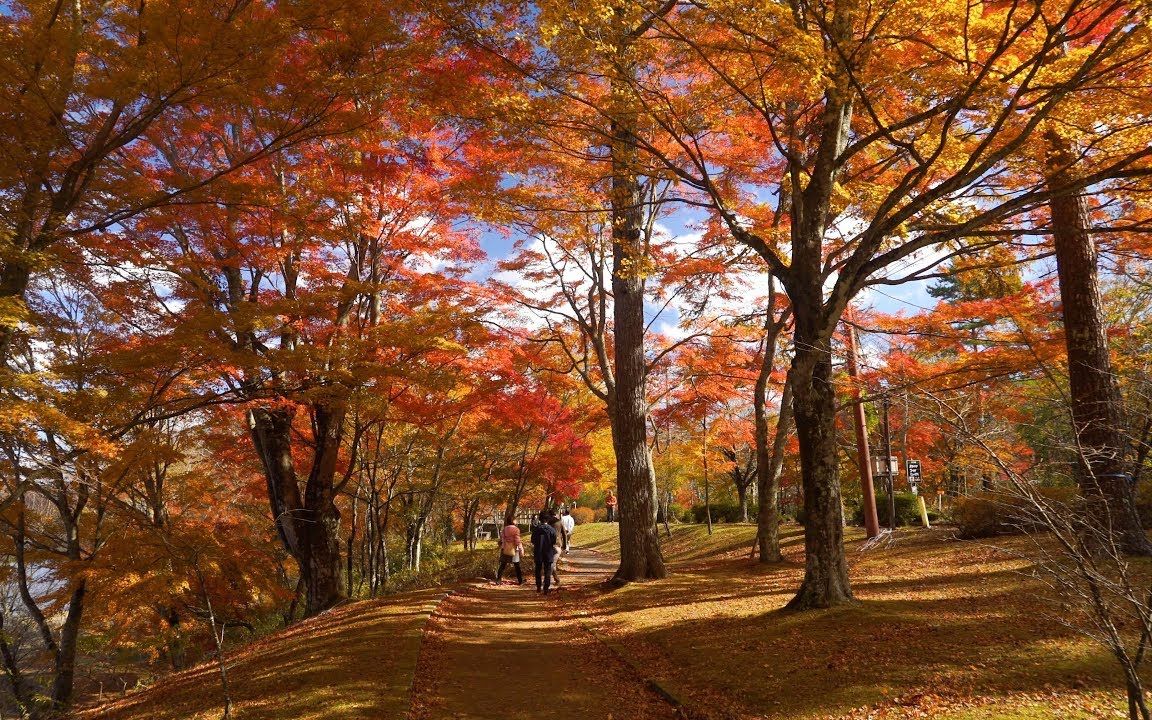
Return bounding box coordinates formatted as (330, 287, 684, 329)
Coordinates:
(852, 492, 937, 528)
(847, 490, 944, 525)
(689, 502, 747, 524)
(952, 486, 1080, 538)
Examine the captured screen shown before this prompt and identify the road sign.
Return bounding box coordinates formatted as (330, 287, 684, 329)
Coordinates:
(907, 459, 922, 495)
(872, 455, 899, 476)
(907, 459, 921, 481)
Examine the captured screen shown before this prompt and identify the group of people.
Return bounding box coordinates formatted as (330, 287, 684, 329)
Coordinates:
(496, 508, 575, 594)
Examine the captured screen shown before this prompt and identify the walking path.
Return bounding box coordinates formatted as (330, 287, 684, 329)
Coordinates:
(408, 547, 679, 719)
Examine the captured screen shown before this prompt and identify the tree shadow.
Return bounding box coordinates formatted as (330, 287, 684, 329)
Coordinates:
(565, 532, 1143, 719)
(76, 588, 445, 720)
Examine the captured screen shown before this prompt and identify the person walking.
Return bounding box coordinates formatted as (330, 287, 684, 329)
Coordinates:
(560, 508, 575, 555)
(531, 511, 558, 593)
(496, 517, 523, 585)
(605, 491, 617, 523)
(548, 511, 567, 586)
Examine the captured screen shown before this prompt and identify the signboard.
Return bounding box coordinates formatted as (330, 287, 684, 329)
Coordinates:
(907, 459, 922, 495)
(872, 455, 899, 476)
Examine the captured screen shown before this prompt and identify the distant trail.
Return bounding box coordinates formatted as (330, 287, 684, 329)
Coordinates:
(408, 547, 678, 720)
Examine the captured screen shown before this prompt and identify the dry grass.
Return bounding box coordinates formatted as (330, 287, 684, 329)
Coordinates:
(77, 523, 1148, 720)
(568, 522, 1143, 719)
(76, 587, 445, 720)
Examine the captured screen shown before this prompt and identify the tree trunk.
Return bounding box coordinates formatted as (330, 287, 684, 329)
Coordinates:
(1125, 662, 1151, 720)
(0, 607, 34, 711)
(756, 350, 792, 563)
(702, 415, 712, 535)
(0, 259, 32, 363)
(406, 517, 426, 571)
(347, 484, 359, 598)
(50, 579, 87, 708)
(248, 404, 346, 616)
(1045, 129, 1152, 555)
(608, 110, 666, 583)
(612, 178, 668, 578)
(785, 339, 854, 609)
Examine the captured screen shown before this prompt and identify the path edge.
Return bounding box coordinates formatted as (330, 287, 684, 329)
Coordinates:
(561, 546, 693, 716)
(565, 604, 690, 712)
(404, 587, 457, 716)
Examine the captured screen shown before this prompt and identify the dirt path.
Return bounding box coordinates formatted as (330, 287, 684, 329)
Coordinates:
(408, 547, 678, 719)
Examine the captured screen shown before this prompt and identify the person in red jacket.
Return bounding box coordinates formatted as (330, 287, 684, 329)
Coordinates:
(605, 491, 617, 522)
(496, 517, 523, 584)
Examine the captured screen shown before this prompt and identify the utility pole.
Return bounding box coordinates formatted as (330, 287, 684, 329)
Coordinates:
(901, 388, 910, 477)
(882, 392, 895, 532)
(703, 412, 712, 535)
(845, 314, 880, 538)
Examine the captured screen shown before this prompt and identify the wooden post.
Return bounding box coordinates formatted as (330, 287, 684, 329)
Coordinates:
(882, 392, 895, 532)
(703, 413, 712, 535)
(846, 317, 880, 537)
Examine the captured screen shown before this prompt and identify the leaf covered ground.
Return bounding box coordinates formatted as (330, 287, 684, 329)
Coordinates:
(567, 522, 1140, 719)
(77, 588, 445, 720)
(77, 522, 1146, 719)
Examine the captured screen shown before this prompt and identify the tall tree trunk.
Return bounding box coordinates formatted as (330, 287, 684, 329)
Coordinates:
(757, 380, 793, 563)
(608, 103, 665, 583)
(605, 26, 665, 582)
(248, 404, 347, 616)
(702, 415, 712, 535)
(406, 520, 424, 571)
(1045, 129, 1152, 555)
(755, 300, 793, 563)
(347, 481, 359, 598)
(50, 579, 87, 708)
(785, 338, 854, 609)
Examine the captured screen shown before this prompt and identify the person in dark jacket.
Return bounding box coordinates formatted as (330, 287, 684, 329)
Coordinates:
(531, 511, 559, 594)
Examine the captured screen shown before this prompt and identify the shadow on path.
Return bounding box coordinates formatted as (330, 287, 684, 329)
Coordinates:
(408, 547, 677, 719)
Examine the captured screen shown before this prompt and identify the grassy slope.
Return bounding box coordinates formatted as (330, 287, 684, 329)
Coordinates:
(574, 520, 760, 563)
(78, 523, 1140, 720)
(77, 542, 501, 720)
(569, 522, 1134, 720)
(77, 588, 446, 720)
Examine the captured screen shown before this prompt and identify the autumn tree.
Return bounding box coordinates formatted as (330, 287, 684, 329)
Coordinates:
(616, 0, 1152, 607)
(468, 0, 727, 582)
(0, 0, 368, 362)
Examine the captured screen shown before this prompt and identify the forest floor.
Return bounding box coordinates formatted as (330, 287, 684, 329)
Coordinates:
(78, 522, 1144, 719)
(569, 522, 1138, 719)
(408, 548, 678, 719)
(76, 587, 445, 720)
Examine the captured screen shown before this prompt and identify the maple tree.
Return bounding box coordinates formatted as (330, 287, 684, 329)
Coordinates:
(601, 0, 1152, 608)
(5, 0, 1152, 715)
(0, 0, 381, 363)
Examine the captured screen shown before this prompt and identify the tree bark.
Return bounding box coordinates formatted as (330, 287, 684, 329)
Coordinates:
(757, 377, 792, 563)
(50, 579, 87, 708)
(248, 404, 347, 616)
(0, 607, 34, 712)
(1045, 129, 1152, 555)
(608, 75, 665, 582)
(785, 337, 854, 609)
